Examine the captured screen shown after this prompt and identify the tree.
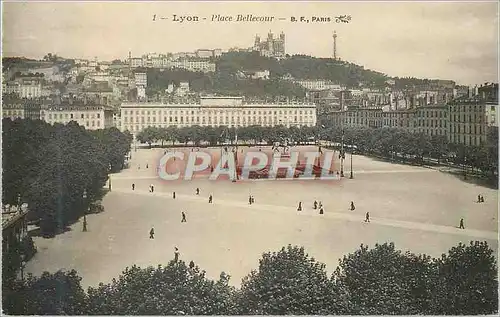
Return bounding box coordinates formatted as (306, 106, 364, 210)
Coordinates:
(2, 270, 87, 315)
(2, 119, 130, 237)
(136, 127, 159, 147)
(236, 245, 343, 314)
(430, 241, 498, 315)
(333, 242, 436, 315)
(87, 261, 235, 315)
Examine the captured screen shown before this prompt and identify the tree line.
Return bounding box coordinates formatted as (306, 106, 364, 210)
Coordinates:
(321, 125, 499, 178)
(135, 125, 317, 147)
(2, 241, 497, 315)
(135, 124, 498, 178)
(2, 118, 132, 237)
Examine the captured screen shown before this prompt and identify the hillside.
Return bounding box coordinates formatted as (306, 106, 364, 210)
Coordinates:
(146, 52, 395, 98)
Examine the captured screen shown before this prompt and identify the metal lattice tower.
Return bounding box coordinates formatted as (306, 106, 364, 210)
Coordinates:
(333, 31, 338, 60)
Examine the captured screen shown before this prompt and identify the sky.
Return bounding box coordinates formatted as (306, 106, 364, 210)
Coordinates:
(2, 1, 498, 85)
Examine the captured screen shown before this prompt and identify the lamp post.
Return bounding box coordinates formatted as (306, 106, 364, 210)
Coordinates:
(340, 129, 345, 177)
(464, 155, 467, 180)
(82, 189, 88, 232)
(20, 254, 26, 281)
(350, 151, 354, 179)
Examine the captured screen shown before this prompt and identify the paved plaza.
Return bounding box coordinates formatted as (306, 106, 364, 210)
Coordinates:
(25, 146, 498, 288)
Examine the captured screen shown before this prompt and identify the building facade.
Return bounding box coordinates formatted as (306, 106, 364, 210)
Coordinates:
(134, 72, 147, 87)
(120, 96, 316, 135)
(295, 80, 342, 91)
(4, 80, 42, 99)
(414, 105, 448, 137)
(447, 101, 491, 146)
(2, 97, 42, 120)
(41, 103, 114, 130)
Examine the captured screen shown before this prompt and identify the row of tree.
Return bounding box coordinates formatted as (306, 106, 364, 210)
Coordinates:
(2, 118, 132, 237)
(135, 125, 317, 147)
(2, 241, 497, 315)
(135, 124, 498, 177)
(321, 125, 498, 177)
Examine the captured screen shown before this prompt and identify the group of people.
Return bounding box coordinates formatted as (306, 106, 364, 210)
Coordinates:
(248, 195, 255, 205)
(477, 194, 485, 203)
(296, 200, 370, 221)
(297, 201, 324, 214)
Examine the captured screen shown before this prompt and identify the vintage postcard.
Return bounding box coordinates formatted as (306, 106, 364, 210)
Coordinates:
(1, 0, 498, 315)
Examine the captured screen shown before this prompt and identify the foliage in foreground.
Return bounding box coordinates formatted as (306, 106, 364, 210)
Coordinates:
(2, 241, 497, 315)
(2, 118, 132, 236)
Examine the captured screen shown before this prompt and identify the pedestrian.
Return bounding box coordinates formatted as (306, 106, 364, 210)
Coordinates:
(365, 212, 370, 223)
(149, 185, 152, 193)
(313, 200, 318, 210)
(208, 194, 213, 203)
(477, 194, 481, 203)
(350, 201, 355, 211)
(132, 183, 135, 190)
(174, 247, 180, 262)
(249, 195, 252, 205)
(319, 207, 324, 215)
(318, 201, 323, 210)
(173, 191, 176, 199)
(149, 227, 155, 239)
(480, 195, 485, 203)
(138, 165, 140, 170)
(251, 196, 255, 204)
(196, 188, 200, 195)
(297, 201, 302, 211)
(146, 163, 149, 169)
(459, 218, 465, 229)
(181, 211, 187, 222)
(151, 185, 154, 193)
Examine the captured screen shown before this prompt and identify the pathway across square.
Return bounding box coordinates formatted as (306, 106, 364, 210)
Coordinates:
(25, 146, 498, 288)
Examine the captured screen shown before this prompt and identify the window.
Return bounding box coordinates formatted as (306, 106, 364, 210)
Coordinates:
(97, 113, 100, 119)
(70, 113, 74, 119)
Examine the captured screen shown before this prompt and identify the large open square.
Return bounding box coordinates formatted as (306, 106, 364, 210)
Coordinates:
(25, 146, 498, 288)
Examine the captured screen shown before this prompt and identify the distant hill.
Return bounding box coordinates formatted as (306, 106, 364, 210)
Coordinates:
(215, 52, 389, 88)
(146, 52, 395, 98)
